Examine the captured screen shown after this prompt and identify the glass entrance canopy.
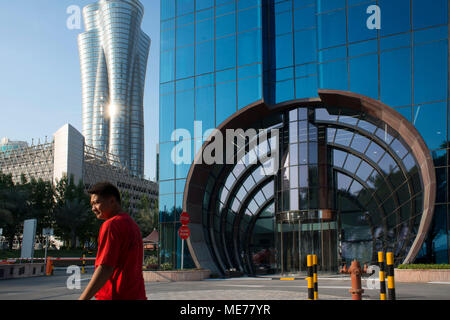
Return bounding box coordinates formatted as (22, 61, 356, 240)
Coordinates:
(183, 92, 435, 276)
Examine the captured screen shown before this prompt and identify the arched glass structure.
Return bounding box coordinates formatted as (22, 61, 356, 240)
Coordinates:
(184, 92, 435, 276)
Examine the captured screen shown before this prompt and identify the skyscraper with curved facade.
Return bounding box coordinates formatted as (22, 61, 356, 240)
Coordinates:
(78, 0, 150, 177)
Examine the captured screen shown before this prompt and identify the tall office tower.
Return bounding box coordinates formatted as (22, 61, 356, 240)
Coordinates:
(78, 0, 150, 177)
(160, 0, 449, 274)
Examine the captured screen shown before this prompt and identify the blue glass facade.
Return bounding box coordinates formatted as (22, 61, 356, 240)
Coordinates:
(159, 0, 450, 269)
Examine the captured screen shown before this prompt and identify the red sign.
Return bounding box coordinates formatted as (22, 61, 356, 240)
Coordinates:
(178, 225, 190, 240)
(180, 212, 190, 225)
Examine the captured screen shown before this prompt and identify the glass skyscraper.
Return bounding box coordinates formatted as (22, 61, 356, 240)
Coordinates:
(79, 0, 150, 177)
(159, 0, 449, 274)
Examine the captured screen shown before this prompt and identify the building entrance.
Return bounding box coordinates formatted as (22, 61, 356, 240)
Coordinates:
(276, 212, 338, 274)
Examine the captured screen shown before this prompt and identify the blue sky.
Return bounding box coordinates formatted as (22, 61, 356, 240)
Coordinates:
(0, 0, 160, 181)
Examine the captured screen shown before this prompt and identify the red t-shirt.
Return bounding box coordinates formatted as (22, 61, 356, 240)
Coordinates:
(95, 213, 147, 300)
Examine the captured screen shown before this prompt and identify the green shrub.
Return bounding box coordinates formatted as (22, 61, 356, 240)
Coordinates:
(397, 264, 450, 269)
(160, 262, 173, 271)
(144, 256, 158, 265)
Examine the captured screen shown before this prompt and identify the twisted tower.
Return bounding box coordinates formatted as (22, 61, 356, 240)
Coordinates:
(78, 0, 150, 177)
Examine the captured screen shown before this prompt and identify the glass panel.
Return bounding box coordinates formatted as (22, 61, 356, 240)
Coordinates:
(275, 11, 293, 36)
(216, 81, 237, 125)
(348, 2, 378, 43)
(319, 59, 348, 91)
(349, 54, 378, 100)
(366, 142, 384, 163)
(413, 102, 447, 150)
(413, 40, 448, 104)
(195, 41, 214, 75)
(317, 9, 346, 49)
(176, 45, 194, 79)
(160, 94, 176, 143)
(294, 5, 316, 31)
(412, 0, 448, 30)
(237, 29, 262, 66)
(275, 33, 294, 69)
(216, 35, 236, 71)
(216, 13, 236, 38)
(238, 76, 262, 109)
(379, 0, 411, 36)
(196, 18, 214, 42)
(380, 48, 412, 107)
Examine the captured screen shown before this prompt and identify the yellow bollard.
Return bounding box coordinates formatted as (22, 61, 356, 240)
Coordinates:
(81, 254, 86, 274)
(386, 252, 396, 300)
(378, 252, 386, 300)
(313, 254, 318, 300)
(307, 255, 314, 300)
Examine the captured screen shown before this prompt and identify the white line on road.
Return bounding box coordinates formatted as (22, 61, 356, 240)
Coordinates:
(427, 282, 450, 285)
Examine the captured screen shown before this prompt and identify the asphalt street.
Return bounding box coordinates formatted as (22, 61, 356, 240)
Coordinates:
(0, 269, 449, 300)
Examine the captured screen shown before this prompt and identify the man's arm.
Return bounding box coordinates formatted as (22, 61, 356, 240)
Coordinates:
(79, 265, 114, 300)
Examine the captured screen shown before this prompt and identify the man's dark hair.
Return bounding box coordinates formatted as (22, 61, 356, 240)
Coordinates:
(88, 182, 121, 205)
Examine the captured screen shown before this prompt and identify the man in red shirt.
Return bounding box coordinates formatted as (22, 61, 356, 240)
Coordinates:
(79, 182, 147, 300)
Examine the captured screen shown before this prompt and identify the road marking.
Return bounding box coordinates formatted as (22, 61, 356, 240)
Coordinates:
(428, 282, 450, 285)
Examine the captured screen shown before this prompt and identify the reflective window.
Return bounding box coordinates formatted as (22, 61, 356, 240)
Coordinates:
(216, 35, 236, 71)
(413, 102, 447, 150)
(380, 0, 411, 36)
(159, 143, 175, 180)
(238, 7, 262, 33)
(412, 0, 448, 29)
(216, 13, 236, 38)
(196, 18, 214, 42)
(160, 93, 175, 142)
(294, 5, 316, 31)
(176, 45, 194, 79)
(160, 50, 175, 83)
(349, 54, 378, 100)
(294, 29, 317, 65)
(175, 92, 195, 137)
(196, 0, 214, 10)
(195, 85, 215, 136)
(318, 0, 345, 13)
(275, 11, 293, 36)
(216, 81, 237, 125)
(238, 76, 262, 109)
(177, 23, 195, 47)
(295, 75, 319, 99)
(318, 9, 346, 49)
(319, 59, 348, 91)
(161, 0, 176, 20)
(238, 29, 262, 66)
(196, 41, 214, 75)
(275, 33, 294, 69)
(413, 40, 448, 104)
(380, 48, 412, 107)
(348, 2, 378, 43)
(177, 0, 195, 16)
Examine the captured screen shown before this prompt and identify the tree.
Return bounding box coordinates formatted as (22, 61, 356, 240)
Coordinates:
(134, 195, 158, 237)
(0, 174, 30, 249)
(53, 175, 99, 249)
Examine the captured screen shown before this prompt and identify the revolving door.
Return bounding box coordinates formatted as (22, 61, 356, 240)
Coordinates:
(276, 211, 338, 274)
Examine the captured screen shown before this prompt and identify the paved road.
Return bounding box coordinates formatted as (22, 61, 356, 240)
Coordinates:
(0, 269, 449, 300)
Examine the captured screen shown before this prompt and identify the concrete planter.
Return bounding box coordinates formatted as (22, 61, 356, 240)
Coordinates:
(0, 263, 45, 280)
(395, 268, 450, 283)
(143, 269, 211, 282)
